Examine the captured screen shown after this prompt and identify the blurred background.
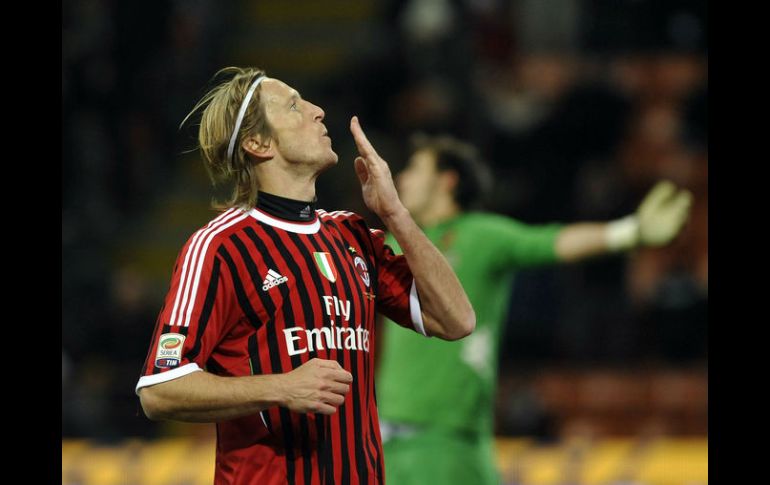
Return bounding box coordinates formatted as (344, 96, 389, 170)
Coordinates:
(62, 0, 707, 483)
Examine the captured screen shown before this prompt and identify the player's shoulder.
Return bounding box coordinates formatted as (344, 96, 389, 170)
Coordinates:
(316, 208, 371, 232)
(181, 207, 254, 253)
(317, 208, 386, 241)
(457, 211, 522, 230)
(316, 208, 363, 223)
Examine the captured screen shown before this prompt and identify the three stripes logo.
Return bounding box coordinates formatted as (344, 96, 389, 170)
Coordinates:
(262, 269, 289, 291)
(313, 252, 338, 283)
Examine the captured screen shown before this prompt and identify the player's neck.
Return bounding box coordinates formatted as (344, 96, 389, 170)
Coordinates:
(255, 162, 318, 203)
(417, 197, 461, 228)
(257, 191, 317, 222)
(260, 179, 316, 202)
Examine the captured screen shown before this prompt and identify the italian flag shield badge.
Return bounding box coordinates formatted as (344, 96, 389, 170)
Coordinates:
(313, 252, 338, 283)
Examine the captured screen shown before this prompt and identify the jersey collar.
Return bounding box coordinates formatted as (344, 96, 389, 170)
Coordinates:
(249, 207, 321, 234)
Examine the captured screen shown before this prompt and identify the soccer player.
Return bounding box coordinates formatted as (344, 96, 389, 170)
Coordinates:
(377, 134, 693, 485)
(135, 68, 475, 485)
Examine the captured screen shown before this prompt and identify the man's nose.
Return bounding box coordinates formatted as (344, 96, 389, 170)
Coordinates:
(311, 102, 325, 121)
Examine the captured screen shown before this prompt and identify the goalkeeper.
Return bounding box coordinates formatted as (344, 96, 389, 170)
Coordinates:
(377, 134, 692, 485)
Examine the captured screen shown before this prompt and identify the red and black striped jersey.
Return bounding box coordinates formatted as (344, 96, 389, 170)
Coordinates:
(136, 207, 426, 485)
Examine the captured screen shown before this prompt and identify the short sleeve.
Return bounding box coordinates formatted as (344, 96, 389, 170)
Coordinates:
(135, 236, 237, 395)
(369, 228, 427, 337)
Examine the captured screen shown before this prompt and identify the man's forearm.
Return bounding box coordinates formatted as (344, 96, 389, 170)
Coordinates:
(382, 208, 475, 340)
(554, 222, 623, 263)
(139, 357, 352, 422)
(138, 370, 284, 423)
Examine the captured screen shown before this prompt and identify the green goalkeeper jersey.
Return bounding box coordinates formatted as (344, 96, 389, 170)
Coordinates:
(377, 212, 563, 436)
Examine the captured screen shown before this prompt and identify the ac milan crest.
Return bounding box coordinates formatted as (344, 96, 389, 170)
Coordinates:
(354, 256, 370, 287)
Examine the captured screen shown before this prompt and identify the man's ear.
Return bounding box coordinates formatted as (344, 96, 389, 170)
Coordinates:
(440, 170, 459, 194)
(242, 135, 274, 160)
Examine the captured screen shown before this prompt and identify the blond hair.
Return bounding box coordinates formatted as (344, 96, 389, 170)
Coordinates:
(181, 67, 271, 210)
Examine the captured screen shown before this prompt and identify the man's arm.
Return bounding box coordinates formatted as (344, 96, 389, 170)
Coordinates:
(349, 116, 475, 340)
(554, 180, 693, 262)
(554, 222, 615, 263)
(138, 358, 353, 422)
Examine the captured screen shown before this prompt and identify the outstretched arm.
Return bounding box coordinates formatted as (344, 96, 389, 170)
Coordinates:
(349, 116, 475, 340)
(554, 180, 693, 262)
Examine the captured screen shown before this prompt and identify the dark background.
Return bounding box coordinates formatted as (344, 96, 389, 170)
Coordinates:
(62, 0, 707, 441)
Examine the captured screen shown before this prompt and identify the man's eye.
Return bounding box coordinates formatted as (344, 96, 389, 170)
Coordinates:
(291, 102, 298, 111)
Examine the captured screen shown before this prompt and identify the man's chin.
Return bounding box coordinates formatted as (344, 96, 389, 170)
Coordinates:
(316, 152, 339, 173)
(325, 150, 339, 165)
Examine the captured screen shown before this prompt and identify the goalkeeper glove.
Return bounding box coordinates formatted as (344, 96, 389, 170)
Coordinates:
(606, 180, 693, 251)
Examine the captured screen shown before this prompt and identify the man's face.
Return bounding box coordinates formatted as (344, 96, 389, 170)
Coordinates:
(260, 78, 338, 169)
(396, 148, 441, 217)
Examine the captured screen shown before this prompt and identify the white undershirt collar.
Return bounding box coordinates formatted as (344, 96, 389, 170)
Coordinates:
(249, 207, 321, 234)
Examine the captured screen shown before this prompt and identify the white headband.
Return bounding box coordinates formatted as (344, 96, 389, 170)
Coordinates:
(227, 75, 267, 161)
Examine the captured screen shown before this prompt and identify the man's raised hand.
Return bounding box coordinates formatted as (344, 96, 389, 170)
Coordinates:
(350, 116, 407, 220)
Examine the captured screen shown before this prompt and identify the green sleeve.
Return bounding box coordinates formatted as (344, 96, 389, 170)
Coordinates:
(479, 215, 564, 269)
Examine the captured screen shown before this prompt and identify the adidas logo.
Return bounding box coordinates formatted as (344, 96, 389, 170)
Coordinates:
(262, 269, 289, 291)
(300, 205, 313, 220)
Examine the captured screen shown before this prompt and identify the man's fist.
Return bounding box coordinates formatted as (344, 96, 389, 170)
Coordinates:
(280, 358, 353, 415)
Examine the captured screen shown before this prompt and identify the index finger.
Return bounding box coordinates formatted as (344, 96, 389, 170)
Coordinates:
(332, 369, 354, 384)
(314, 358, 343, 370)
(647, 180, 676, 206)
(350, 116, 377, 158)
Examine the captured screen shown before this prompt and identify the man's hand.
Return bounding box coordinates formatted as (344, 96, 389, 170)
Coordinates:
(637, 180, 693, 247)
(280, 358, 353, 415)
(350, 116, 407, 221)
(349, 116, 475, 340)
